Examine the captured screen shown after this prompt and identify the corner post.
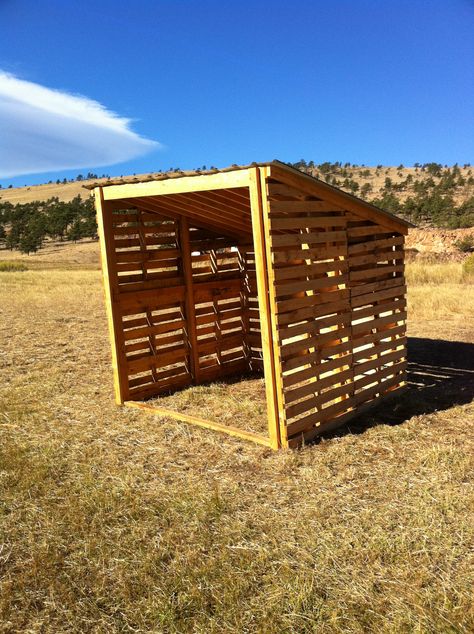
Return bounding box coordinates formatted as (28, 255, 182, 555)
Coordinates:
(95, 187, 129, 403)
(249, 168, 283, 449)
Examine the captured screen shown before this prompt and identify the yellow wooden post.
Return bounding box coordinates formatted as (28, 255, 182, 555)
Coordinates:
(95, 188, 129, 404)
(249, 168, 282, 449)
(257, 167, 289, 448)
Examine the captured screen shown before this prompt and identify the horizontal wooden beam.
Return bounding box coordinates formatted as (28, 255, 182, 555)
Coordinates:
(102, 170, 252, 201)
(124, 400, 272, 447)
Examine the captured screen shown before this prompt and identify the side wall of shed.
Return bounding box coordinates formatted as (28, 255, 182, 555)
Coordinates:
(260, 169, 407, 447)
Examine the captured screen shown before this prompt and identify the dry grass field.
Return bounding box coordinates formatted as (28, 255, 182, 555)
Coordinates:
(1, 247, 474, 633)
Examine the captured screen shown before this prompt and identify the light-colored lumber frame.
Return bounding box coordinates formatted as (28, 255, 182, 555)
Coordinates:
(95, 163, 408, 449)
(95, 188, 129, 404)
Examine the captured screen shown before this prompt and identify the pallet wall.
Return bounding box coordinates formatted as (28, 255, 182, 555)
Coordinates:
(264, 179, 407, 447)
(102, 204, 262, 402)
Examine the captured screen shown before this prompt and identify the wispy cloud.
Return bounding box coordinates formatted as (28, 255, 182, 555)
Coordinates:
(0, 71, 160, 178)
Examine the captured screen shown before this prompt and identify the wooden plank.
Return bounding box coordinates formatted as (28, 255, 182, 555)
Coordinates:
(124, 400, 272, 448)
(349, 250, 404, 267)
(285, 366, 354, 404)
(349, 265, 404, 282)
(198, 358, 248, 381)
(354, 360, 407, 392)
(352, 325, 406, 350)
(274, 259, 348, 282)
(116, 275, 185, 294)
(282, 352, 353, 389)
(279, 312, 351, 342)
(352, 311, 407, 337)
(276, 297, 350, 326)
(103, 170, 251, 200)
(132, 196, 248, 240)
(249, 167, 282, 450)
(128, 374, 192, 400)
(352, 337, 407, 363)
(351, 284, 407, 309)
(275, 274, 348, 298)
(271, 230, 347, 248)
(259, 166, 293, 447)
(193, 278, 241, 303)
(272, 245, 347, 263)
(118, 285, 185, 313)
(114, 247, 180, 264)
(347, 225, 396, 238)
(179, 217, 201, 383)
(123, 319, 185, 341)
(267, 182, 308, 199)
(270, 216, 347, 230)
(197, 333, 243, 355)
(348, 236, 404, 255)
(286, 380, 354, 420)
(281, 326, 351, 359)
(95, 188, 130, 404)
(269, 200, 345, 213)
(352, 299, 406, 321)
(354, 348, 406, 376)
(276, 288, 350, 315)
(141, 197, 248, 237)
(350, 277, 404, 298)
(127, 347, 188, 374)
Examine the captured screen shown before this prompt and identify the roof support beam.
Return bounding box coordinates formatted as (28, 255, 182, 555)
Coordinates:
(102, 169, 252, 201)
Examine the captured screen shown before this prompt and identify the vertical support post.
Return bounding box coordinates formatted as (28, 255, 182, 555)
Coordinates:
(179, 216, 201, 384)
(95, 188, 129, 404)
(238, 245, 253, 371)
(257, 167, 289, 448)
(249, 168, 283, 449)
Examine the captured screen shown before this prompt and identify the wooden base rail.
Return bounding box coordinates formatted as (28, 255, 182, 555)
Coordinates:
(124, 400, 273, 448)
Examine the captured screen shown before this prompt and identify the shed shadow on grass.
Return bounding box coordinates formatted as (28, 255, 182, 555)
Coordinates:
(321, 337, 474, 440)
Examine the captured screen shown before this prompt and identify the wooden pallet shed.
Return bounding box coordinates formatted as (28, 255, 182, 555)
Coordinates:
(88, 161, 411, 449)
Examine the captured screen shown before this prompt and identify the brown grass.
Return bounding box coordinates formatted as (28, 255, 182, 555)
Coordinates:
(1, 261, 473, 633)
(0, 239, 100, 270)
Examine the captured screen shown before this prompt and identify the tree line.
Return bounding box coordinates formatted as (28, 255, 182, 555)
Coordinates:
(0, 196, 97, 254)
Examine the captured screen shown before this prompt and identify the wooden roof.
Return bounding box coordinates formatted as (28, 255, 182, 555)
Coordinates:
(85, 160, 412, 235)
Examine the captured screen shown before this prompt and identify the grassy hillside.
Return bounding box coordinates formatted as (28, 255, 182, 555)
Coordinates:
(1, 162, 474, 227)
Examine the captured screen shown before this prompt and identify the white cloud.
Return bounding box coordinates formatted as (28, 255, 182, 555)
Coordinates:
(0, 71, 160, 178)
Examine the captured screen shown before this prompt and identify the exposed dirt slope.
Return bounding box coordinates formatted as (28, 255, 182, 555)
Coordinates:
(406, 227, 474, 259)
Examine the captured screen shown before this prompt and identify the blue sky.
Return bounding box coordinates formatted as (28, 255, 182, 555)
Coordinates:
(0, 0, 473, 187)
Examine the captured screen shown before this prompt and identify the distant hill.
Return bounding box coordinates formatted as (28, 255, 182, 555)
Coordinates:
(1, 162, 474, 227)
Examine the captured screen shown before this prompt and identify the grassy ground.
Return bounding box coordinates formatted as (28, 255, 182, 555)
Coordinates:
(1, 258, 473, 633)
